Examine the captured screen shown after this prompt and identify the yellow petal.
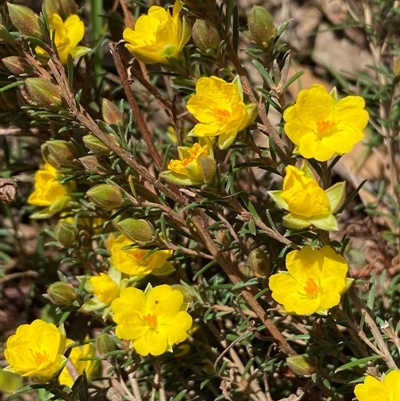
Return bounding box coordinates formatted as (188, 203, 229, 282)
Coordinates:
(133, 327, 168, 356)
(295, 84, 334, 126)
(298, 132, 335, 161)
(165, 311, 192, 346)
(383, 370, 400, 400)
(146, 285, 183, 322)
(354, 375, 388, 401)
(64, 15, 84, 48)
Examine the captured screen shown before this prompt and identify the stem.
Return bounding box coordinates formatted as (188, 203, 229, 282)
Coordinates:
(110, 43, 163, 170)
(90, 0, 103, 89)
(350, 289, 398, 369)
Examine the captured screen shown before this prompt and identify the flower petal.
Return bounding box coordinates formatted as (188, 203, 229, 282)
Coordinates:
(354, 375, 388, 401)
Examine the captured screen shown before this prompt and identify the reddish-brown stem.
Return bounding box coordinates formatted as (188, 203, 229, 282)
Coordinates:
(110, 42, 163, 170)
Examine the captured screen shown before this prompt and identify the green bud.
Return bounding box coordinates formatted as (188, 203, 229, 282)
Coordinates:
(192, 20, 220, 55)
(2, 56, 32, 75)
(86, 184, 123, 211)
(247, 6, 276, 48)
(82, 134, 113, 157)
(45, 140, 79, 167)
(24, 78, 63, 110)
(41, 142, 60, 168)
(95, 334, 117, 355)
(47, 281, 76, 305)
(286, 355, 316, 377)
(54, 221, 77, 247)
(102, 98, 122, 125)
(7, 3, 41, 37)
(247, 249, 270, 278)
(117, 218, 153, 243)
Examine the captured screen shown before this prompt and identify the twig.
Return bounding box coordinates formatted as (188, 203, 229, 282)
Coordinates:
(350, 289, 398, 369)
(110, 42, 163, 170)
(128, 371, 143, 401)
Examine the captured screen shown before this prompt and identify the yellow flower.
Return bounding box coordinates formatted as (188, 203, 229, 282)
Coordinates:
(269, 246, 351, 315)
(160, 141, 216, 185)
(28, 162, 67, 206)
(268, 164, 345, 231)
(283, 84, 369, 161)
(123, 0, 191, 64)
(28, 162, 70, 219)
(111, 285, 193, 356)
(4, 320, 67, 382)
(79, 266, 128, 317)
(187, 76, 257, 149)
(354, 370, 400, 401)
(90, 273, 120, 304)
(110, 234, 174, 277)
(36, 13, 90, 64)
(59, 338, 99, 387)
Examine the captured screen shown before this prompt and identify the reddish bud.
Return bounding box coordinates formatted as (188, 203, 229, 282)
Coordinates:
(24, 78, 63, 110)
(7, 3, 41, 37)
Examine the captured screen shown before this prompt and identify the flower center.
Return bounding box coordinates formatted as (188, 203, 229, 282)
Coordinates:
(132, 250, 148, 262)
(215, 108, 231, 123)
(304, 277, 319, 295)
(316, 120, 336, 138)
(34, 350, 48, 364)
(143, 313, 158, 329)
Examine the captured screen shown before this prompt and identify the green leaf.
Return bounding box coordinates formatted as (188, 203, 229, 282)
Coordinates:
(335, 355, 382, 373)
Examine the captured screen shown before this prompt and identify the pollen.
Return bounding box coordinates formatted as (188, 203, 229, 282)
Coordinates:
(34, 350, 48, 364)
(132, 250, 148, 262)
(304, 277, 319, 295)
(316, 120, 336, 138)
(215, 108, 231, 123)
(143, 313, 158, 329)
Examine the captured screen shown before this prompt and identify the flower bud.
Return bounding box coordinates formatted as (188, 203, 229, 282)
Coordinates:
(82, 134, 112, 157)
(2, 56, 32, 75)
(247, 6, 276, 48)
(54, 221, 77, 247)
(7, 3, 41, 37)
(47, 281, 76, 305)
(286, 355, 316, 377)
(247, 249, 270, 278)
(24, 78, 63, 110)
(102, 98, 122, 125)
(95, 333, 117, 355)
(40, 142, 59, 168)
(86, 184, 123, 211)
(79, 155, 103, 174)
(192, 20, 220, 55)
(44, 0, 78, 20)
(117, 218, 154, 243)
(45, 140, 79, 167)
